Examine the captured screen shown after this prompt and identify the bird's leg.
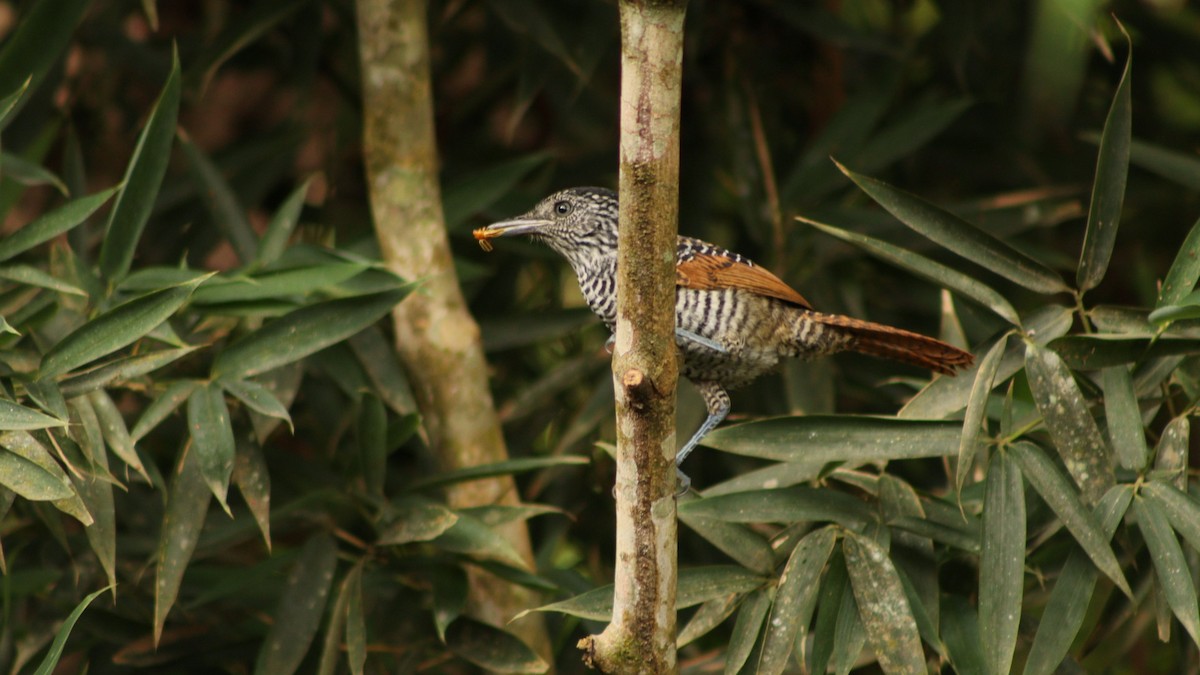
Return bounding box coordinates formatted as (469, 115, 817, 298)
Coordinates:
(606, 329, 727, 355)
(675, 381, 731, 493)
(675, 328, 727, 353)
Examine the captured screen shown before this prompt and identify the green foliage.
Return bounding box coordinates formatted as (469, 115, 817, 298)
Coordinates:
(4, 1, 1200, 674)
(0, 4, 558, 673)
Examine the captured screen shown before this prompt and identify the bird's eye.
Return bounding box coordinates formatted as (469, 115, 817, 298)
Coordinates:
(554, 201, 572, 216)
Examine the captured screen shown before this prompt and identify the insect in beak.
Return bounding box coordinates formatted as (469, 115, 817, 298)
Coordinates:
(473, 227, 501, 252)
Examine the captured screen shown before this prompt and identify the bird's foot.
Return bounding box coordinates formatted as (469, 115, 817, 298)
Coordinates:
(675, 467, 692, 497)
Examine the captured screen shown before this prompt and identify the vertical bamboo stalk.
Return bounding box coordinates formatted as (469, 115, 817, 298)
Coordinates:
(580, 1, 688, 672)
(355, 0, 550, 660)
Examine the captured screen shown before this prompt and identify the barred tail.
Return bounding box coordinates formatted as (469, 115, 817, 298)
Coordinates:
(809, 312, 974, 375)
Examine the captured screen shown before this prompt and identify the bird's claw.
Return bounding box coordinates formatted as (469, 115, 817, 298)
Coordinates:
(675, 467, 692, 497)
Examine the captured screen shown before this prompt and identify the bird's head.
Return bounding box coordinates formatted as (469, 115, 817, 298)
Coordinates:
(476, 187, 619, 268)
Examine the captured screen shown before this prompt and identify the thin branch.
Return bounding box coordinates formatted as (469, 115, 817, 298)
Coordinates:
(579, 0, 689, 672)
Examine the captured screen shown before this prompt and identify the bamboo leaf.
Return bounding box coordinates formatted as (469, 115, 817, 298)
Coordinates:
(40, 277, 206, 379)
(31, 585, 113, 675)
(837, 162, 1068, 294)
(901, 305, 1073, 420)
(1076, 25, 1132, 291)
(99, 48, 182, 283)
(1, 152, 67, 193)
(377, 498, 459, 545)
(958, 334, 1007, 492)
(1023, 485, 1132, 675)
(1124, 137, 1200, 192)
(980, 451, 1025, 675)
(1153, 416, 1189, 490)
(888, 515, 979, 553)
(516, 566, 765, 622)
(1101, 365, 1148, 470)
(345, 563, 366, 675)
(23, 378, 66, 421)
(808, 552, 848, 675)
(432, 567, 467, 643)
(0, 432, 73, 500)
(757, 527, 837, 675)
(0, 187, 120, 263)
(458, 504, 564, 527)
(701, 416, 963, 462)
(88, 389, 150, 483)
(257, 177, 313, 266)
(1142, 482, 1200, 557)
(1158, 214, 1200, 307)
(0, 77, 29, 128)
(232, 433, 271, 551)
(59, 346, 198, 399)
(829, 578, 867, 674)
(1024, 341, 1114, 505)
(255, 534, 339, 675)
(678, 594, 739, 648)
(154, 449, 212, 646)
(194, 263, 370, 306)
(348, 327, 418, 415)
(802, 216, 1021, 325)
(677, 508, 775, 574)
(444, 617, 549, 674)
(1133, 496, 1200, 648)
(843, 533, 926, 675)
(702, 459, 826, 498)
(131, 380, 200, 441)
(407, 455, 589, 491)
(119, 267, 212, 293)
(62, 424, 116, 591)
(678, 486, 874, 530)
(222, 378, 292, 433)
(0, 264, 86, 295)
(682, 565, 769, 608)
(941, 595, 986, 675)
(187, 383, 235, 511)
(0, 398, 66, 430)
(247, 363, 303, 443)
(432, 510, 528, 569)
(210, 288, 411, 380)
(315, 561, 352, 675)
(1009, 442, 1130, 596)
(1049, 335, 1200, 369)
(726, 589, 770, 674)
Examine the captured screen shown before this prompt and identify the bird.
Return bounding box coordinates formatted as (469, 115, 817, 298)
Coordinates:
(476, 187, 974, 489)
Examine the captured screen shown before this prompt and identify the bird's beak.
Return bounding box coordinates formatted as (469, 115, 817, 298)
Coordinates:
(479, 217, 554, 237)
(473, 216, 554, 250)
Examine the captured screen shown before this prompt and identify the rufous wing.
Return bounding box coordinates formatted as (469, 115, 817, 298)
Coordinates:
(676, 252, 813, 310)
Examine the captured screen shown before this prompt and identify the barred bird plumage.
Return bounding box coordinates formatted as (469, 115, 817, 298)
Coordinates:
(478, 187, 974, 488)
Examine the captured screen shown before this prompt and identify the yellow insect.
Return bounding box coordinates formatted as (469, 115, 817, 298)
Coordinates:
(472, 227, 499, 252)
